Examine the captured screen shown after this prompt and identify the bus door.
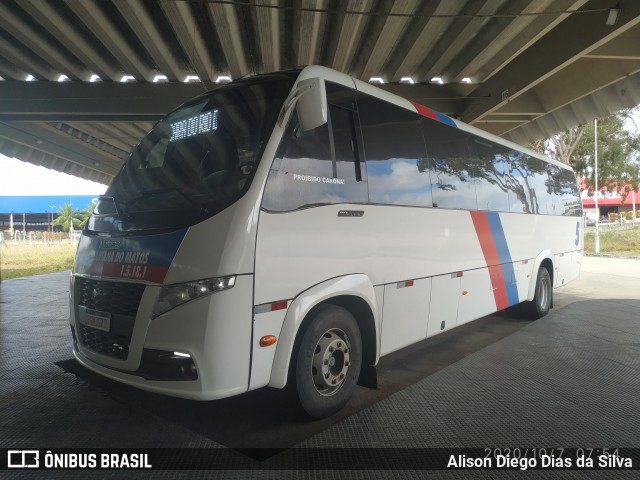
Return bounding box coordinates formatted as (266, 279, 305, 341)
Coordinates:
(252, 83, 369, 388)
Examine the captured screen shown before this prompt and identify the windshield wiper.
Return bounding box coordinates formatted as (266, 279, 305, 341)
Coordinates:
(124, 188, 210, 216)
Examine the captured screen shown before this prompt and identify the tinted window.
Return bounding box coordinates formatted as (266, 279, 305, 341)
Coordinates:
(89, 77, 294, 233)
(550, 167, 581, 216)
(421, 118, 578, 216)
(422, 119, 478, 210)
(331, 104, 366, 184)
(507, 153, 546, 214)
(470, 139, 510, 212)
(358, 95, 432, 207)
(561, 169, 582, 216)
(262, 106, 366, 212)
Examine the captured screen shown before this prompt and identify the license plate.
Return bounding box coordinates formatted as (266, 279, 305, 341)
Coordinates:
(78, 306, 111, 332)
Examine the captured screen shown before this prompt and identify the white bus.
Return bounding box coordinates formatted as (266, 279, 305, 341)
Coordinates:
(70, 66, 582, 418)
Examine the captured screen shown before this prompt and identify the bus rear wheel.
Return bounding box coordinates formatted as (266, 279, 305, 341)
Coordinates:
(294, 305, 362, 419)
(523, 266, 552, 319)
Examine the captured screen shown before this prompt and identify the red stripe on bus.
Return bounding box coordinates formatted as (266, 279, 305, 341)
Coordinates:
(410, 101, 439, 122)
(487, 265, 509, 310)
(470, 211, 509, 310)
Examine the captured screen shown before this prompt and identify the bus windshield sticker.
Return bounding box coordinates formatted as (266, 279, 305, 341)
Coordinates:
(292, 173, 345, 185)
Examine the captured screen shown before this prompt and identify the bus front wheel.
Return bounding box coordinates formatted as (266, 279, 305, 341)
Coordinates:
(294, 305, 362, 419)
(523, 266, 552, 319)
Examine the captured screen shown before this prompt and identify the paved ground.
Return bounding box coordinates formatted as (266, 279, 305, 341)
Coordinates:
(559, 256, 640, 299)
(0, 257, 639, 479)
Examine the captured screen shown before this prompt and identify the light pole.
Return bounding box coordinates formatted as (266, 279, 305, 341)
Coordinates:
(594, 119, 600, 254)
(49, 206, 56, 234)
(632, 185, 637, 223)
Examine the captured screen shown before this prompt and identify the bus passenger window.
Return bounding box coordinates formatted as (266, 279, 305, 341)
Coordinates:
(551, 167, 582, 216)
(358, 94, 432, 207)
(422, 120, 478, 211)
(329, 104, 366, 185)
(469, 139, 510, 213)
(262, 110, 367, 212)
(508, 153, 544, 214)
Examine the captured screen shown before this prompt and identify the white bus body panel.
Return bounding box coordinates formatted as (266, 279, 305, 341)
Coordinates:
(427, 274, 460, 337)
(164, 200, 256, 284)
(255, 206, 490, 305)
(256, 203, 582, 384)
(249, 306, 289, 390)
(380, 278, 431, 356)
(255, 207, 580, 304)
(457, 268, 496, 326)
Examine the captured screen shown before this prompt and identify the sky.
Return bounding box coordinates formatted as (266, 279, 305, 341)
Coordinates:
(622, 106, 640, 134)
(0, 154, 108, 196)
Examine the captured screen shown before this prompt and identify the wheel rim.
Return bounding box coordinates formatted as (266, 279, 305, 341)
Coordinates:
(311, 328, 351, 396)
(538, 272, 551, 310)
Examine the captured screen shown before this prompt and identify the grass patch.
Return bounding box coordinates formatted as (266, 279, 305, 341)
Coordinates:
(584, 225, 640, 256)
(0, 242, 77, 280)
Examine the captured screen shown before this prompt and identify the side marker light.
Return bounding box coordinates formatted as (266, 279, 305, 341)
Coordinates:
(260, 335, 277, 347)
(271, 301, 288, 311)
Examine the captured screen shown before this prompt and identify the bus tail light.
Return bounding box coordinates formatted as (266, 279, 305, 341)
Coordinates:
(152, 275, 236, 318)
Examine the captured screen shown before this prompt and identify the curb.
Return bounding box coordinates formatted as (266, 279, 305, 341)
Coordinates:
(584, 253, 640, 260)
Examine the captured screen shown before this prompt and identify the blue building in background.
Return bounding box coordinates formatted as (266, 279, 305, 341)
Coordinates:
(0, 195, 99, 213)
(0, 195, 100, 232)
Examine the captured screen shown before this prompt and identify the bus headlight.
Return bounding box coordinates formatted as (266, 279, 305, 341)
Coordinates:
(152, 276, 236, 318)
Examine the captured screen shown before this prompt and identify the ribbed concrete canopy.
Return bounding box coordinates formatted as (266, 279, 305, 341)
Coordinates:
(0, 0, 639, 183)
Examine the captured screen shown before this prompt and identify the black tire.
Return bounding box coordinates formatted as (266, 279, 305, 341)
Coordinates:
(522, 266, 552, 319)
(294, 304, 362, 419)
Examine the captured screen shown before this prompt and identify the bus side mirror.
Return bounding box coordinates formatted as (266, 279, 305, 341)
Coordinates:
(296, 77, 327, 131)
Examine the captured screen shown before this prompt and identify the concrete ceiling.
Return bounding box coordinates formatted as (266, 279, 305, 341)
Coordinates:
(1, 0, 639, 185)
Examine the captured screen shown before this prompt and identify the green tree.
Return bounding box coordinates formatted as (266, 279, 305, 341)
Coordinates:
(574, 112, 639, 198)
(78, 201, 97, 228)
(53, 204, 83, 233)
(531, 108, 640, 199)
(530, 126, 586, 166)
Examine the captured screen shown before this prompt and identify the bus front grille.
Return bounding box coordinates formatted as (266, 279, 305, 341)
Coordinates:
(78, 326, 130, 360)
(76, 278, 145, 317)
(75, 277, 145, 360)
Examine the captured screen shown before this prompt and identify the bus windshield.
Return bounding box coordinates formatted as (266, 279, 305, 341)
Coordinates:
(89, 76, 295, 233)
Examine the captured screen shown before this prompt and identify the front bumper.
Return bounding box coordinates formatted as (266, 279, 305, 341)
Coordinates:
(70, 274, 254, 401)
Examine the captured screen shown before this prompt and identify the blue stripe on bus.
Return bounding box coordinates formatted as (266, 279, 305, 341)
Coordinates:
(485, 212, 520, 306)
(434, 111, 457, 128)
